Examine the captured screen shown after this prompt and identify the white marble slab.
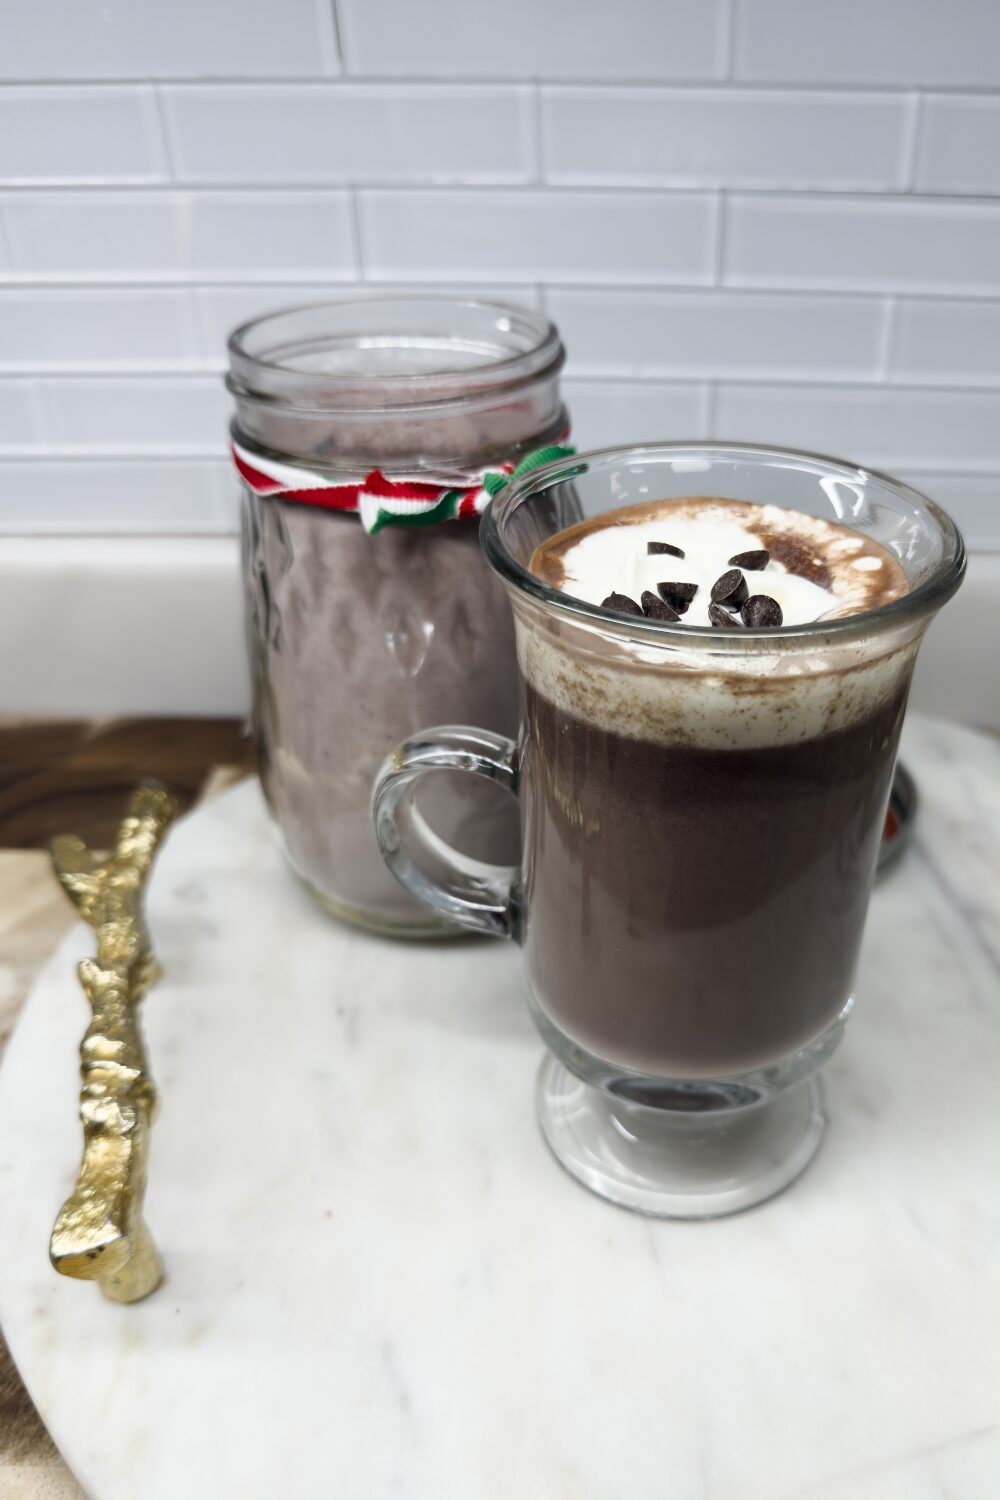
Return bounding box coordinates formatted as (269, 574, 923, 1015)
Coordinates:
(1, 714, 999, 1500)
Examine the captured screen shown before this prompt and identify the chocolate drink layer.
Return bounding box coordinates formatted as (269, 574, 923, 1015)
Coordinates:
(520, 680, 908, 1078)
(519, 496, 915, 1078)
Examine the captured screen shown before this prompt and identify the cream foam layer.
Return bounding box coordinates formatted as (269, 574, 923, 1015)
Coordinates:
(519, 625, 918, 751)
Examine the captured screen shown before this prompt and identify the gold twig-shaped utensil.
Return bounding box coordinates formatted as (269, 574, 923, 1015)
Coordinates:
(49, 783, 181, 1304)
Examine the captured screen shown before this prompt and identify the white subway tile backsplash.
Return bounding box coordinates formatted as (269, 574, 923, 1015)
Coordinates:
(714, 384, 1000, 471)
(163, 85, 533, 186)
(733, 0, 1000, 86)
(44, 376, 227, 452)
(338, 0, 725, 80)
(195, 283, 542, 366)
(900, 472, 1000, 549)
(0, 3, 997, 556)
(0, 0, 339, 80)
(916, 97, 1000, 195)
(562, 380, 710, 449)
(543, 89, 907, 191)
(548, 289, 885, 380)
(1, 192, 356, 281)
(0, 289, 202, 371)
(892, 300, 1000, 386)
(0, 87, 167, 184)
(0, 379, 47, 449)
(725, 195, 1000, 295)
(360, 191, 717, 284)
(0, 458, 237, 532)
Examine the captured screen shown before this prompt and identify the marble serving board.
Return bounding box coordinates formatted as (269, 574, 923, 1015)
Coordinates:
(1, 715, 999, 1500)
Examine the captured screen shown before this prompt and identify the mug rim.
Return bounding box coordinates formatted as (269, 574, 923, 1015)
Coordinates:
(480, 439, 967, 648)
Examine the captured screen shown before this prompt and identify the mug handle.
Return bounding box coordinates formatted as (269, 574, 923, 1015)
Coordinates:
(372, 725, 520, 940)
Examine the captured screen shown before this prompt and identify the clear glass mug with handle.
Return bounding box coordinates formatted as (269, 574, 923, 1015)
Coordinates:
(372, 443, 965, 1218)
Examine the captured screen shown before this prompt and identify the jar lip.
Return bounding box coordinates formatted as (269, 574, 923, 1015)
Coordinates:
(227, 296, 565, 411)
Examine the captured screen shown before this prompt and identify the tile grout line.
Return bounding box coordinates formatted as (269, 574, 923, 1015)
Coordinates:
(31, 370, 59, 449)
(187, 280, 214, 369)
(705, 380, 719, 437)
(2, 277, 1000, 304)
(0, 370, 225, 382)
(5, 271, 1000, 301)
(720, 0, 738, 81)
(12, 380, 1000, 399)
(7, 74, 1000, 96)
(531, 83, 545, 185)
(877, 296, 899, 382)
(8, 372, 1000, 396)
(901, 90, 924, 193)
(0, 445, 234, 460)
(328, 0, 347, 74)
(348, 188, 365, 278)
(0, 200, 13, 270)
(1, 451, 998, 477)
(713, 190, 728, 286)
(151, 84, 178, 182)
(3, 182, 1000, 204)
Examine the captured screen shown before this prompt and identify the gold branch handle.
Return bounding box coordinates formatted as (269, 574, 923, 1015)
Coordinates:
(49, 783, 181, 1304)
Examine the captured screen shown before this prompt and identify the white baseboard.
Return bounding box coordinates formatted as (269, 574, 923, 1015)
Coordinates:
(0, 536, 995, 727)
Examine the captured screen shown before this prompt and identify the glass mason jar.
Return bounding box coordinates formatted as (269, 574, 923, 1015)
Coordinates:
(227, 298, 567, 936)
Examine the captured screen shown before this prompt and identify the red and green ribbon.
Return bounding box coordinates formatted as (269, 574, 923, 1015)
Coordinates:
(231, 440, 574, 536)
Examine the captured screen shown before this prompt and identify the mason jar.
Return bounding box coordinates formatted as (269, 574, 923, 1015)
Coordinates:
(227, 298, 568, 936)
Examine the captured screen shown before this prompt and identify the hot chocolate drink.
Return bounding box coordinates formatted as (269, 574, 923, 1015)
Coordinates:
(524, 497, 911, 1079)
(373, 445, 964, 1214)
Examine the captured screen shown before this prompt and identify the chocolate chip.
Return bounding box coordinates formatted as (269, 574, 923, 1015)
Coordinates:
(708, 602, 741, 628)
(602, 591, 643, 616)
(656, 581, 698, 614)
(710, 569, 749, 609)
(641, 590, 681, 622)
(741, 594, 784, 627)
(728, 549, 769, 571)
(647, 541, 685, 558)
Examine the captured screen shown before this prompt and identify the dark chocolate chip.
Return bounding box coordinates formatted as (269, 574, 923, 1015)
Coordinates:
(708, 601, 741, 628)
(641, 590, 681, 622)
(656, 581, 698, 614)
(710, 569, 749, 609)
(741, 593, 784, 627)
(728, 549, 770, 571)
(602, 591, 643, 617)
(647, 541, 685, 558)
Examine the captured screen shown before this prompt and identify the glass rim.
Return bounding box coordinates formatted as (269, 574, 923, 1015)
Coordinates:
(480, 440, 967, 647)
(226, 295, 565, 413)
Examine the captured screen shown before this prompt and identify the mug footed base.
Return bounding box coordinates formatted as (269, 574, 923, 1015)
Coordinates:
(536, 1055, 827, 1219)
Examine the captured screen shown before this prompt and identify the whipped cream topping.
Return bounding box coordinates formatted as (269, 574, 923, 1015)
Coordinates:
(532, 497, 908, 628)
(523, 497, 916, 750)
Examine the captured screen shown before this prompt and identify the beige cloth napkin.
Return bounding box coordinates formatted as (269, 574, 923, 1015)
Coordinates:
(0, 850, 84, 1500)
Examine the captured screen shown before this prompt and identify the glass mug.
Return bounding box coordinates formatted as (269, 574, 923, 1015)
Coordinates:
(372, 444, 965, 1217)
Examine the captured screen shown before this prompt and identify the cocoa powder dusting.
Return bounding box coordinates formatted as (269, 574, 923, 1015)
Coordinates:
(756, 532, 832, 590)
